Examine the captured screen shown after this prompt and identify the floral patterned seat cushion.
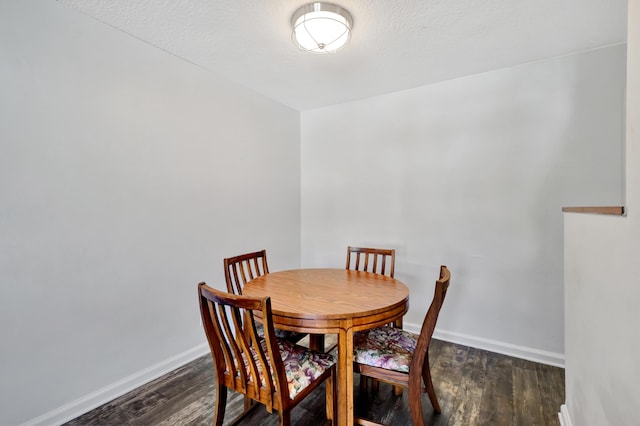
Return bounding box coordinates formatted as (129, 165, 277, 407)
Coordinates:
(278, 340, 335, 399)
(247, 339, 335, 400)
(353, 326, 418, 373)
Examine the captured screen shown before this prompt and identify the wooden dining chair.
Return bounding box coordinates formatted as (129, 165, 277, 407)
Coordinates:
(224, 250, 307, 344)
(347, 246, 399, 330)
(198, 283, 337, 426)
(224, 249, 270, 296)
(346, 246, 403, 394)
(353, 265, 451, 426)
(346, 246, 395, 278)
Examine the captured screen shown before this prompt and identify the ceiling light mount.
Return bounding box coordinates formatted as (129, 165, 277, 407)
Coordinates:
(291, 2, 353, 54)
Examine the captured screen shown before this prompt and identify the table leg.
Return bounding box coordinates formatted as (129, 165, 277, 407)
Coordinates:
(309, 334, 325, 352)
(337, 326, 355, 426)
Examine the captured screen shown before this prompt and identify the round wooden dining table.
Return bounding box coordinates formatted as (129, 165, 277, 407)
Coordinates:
(243, 268, 409, 426)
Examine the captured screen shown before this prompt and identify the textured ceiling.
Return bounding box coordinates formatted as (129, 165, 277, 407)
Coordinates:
(58, 0, 628, 111)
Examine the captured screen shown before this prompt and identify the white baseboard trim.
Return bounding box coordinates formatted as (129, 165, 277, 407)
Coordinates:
(20, 343, 210, 426)
(558, 404, 573, 426)
(403, 324, 565, 368)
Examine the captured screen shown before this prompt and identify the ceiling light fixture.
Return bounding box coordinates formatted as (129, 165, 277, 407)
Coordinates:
(291, 2, 353, 54)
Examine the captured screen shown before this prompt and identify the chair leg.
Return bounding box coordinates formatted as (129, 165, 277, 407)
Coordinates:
(213, 383, 227, 426)
(422, 370, 441, 414)
(279, 409, 291, 426)
(408, 379, 426, 426)
(359, 375, 368, 393)
(422, 356, 441, 414)
(326, 366, 338, 424)
(393, 385, 404, 396)
(310, 334, 325, 352)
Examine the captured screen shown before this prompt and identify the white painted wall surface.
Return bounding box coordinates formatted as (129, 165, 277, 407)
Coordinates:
(301, 46, 625, 360)
(563, 1, 640, 424)
(0, 2, 300, 425)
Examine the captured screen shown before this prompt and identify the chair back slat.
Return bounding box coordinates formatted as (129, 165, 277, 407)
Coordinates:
(347, 246, 395, 278)
(224, 250, 270, 295)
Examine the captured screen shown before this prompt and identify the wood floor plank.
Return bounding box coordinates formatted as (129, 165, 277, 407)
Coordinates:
(512, 358, 546, 426)
(155, 397, 214, 426)
(65, 386, 167, 425)
(535, 363, 564, 426)
(477, 351, 514, 426)
(153, 356, 214, 400)
(428, 338, 446, 364)
(135, 380, 214, 425)
(446, 347, 487, 425)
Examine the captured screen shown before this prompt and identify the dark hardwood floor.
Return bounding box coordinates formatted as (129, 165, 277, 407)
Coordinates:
(64, 339, 564, 426)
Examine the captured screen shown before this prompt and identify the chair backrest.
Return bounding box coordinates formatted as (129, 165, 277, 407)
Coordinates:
(224, 250, 270, 295)
(411, 265, 451, 372)
(198, 283, 289, 412)
(346, 246, 395, 278)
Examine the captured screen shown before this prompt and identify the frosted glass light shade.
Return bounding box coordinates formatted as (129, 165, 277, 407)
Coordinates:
(291, 3, 353, 54)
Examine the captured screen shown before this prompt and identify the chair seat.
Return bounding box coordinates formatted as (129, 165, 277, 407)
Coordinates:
(250, 339, 336, 399)
(279, 340, 336, 399)
(353, 325, 418, 373)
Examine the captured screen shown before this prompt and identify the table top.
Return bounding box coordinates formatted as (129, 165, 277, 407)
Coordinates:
(243, 268, 409, 321)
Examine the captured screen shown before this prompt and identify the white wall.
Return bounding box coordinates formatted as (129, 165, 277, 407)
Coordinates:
(301, 45, 625, 362)
(563, 1, 640, 424)
(0, 1, 300, 425)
